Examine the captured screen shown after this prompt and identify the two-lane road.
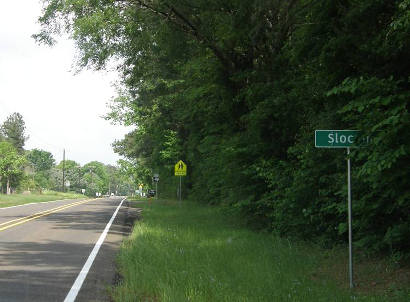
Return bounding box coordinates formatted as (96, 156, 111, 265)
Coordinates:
(0, 196, 135, 302)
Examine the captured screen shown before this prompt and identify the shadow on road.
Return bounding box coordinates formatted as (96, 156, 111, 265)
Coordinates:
(0, 199, 140, 302)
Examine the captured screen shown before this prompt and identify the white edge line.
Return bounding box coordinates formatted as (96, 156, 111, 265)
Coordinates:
(64, 197, 126, 302)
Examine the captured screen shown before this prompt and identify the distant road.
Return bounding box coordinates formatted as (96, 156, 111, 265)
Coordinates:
(0, 196, 137, 302)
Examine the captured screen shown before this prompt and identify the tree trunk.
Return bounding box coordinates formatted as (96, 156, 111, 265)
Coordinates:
(7, 177, 11, 195)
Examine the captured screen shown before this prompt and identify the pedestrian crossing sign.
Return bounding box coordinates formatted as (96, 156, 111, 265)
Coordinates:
(174, 160, 187, 176)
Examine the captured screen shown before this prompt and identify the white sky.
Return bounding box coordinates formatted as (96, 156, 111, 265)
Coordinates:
(0, 1, 132, 166)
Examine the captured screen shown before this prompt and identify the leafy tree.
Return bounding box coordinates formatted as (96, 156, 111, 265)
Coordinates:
(0, 141, 26, 194)
(26, 149, 56, 191)
(116, 159, 151, 195)
(105, 164, 123, 195)
(1, 112, 28, 153)
(36, 0, 410, 256)
(27, 149, 55, 172)
(82, 161, 109, 196)
(54, 159, 84, 192)
(49, 166, 64, 192)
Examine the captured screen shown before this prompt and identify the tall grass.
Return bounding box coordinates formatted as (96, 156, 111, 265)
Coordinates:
(112, 200, 405, 301)
(0, 190, 85, 208)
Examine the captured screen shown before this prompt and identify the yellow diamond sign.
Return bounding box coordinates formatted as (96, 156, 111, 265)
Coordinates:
(175, 160, 187, 176)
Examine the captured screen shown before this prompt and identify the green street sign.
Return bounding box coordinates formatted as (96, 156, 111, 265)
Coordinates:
(315, 130, 369, 148)
(314, 129, 371, 289)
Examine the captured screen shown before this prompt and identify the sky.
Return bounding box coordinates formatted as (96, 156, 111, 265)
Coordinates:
(0, 1, 132, 166)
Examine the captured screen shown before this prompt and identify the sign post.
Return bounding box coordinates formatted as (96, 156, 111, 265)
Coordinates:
(347, 147, 353, 289)
(315, 130, 369, 288)
(174, 160, 187, 204)
(179, 176, 181, 203)
(153, 174, 159, 199)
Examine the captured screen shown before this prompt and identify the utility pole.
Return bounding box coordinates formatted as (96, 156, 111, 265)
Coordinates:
(90, 167, 94, 195)
(62, 149, 66, 192)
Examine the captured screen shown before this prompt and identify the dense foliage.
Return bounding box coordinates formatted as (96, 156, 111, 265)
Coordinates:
(0, 112, 28, 153)
(0, 113, 28, 193)
(0, 114, 133, 196)
(0, 141, 26, 194)
(36, 0, 409, 255)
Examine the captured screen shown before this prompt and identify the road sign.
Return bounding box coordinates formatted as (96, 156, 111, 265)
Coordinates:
(314, 129, 370, 289)
(152, 174, 159, 199)
(175, 160, 187, 176)
(315, 130, 369, 148)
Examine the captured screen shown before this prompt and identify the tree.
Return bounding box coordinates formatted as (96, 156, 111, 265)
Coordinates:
(27, 149, 55, 172)
(116, 159, 151, 195)
(49, 159, 85, 192)
(105, 164, 121, 195)
(82, 161, 109, 196)
(26, 149, 56, 191)
(36, 0, 410, 255)
(0, 142, 26, 194)
(1, 112, 28, 153)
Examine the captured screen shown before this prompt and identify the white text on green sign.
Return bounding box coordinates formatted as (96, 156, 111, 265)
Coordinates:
(315, 130, 370, 148)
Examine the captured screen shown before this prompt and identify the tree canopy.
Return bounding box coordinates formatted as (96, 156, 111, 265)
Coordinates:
(0, 141, 26, 194)
(27, 149, 55, 172)
(0, 112, 132, 196)
(0, 112, 28, 153)
(36, 0, 410, 255)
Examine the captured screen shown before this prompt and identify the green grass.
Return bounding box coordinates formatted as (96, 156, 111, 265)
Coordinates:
(0, 190, 86, 208)
(112, 199, 409, 301)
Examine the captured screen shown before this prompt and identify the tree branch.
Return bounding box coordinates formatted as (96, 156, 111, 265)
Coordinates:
(116, 0, 235, 73)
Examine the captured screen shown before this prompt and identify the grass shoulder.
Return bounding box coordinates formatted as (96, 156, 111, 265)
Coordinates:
(0, 190, 85, 208)
(113, 199, 409, 301)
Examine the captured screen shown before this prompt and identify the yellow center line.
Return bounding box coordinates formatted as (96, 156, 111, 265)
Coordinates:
(0, 199, 95, 232)
(0, 199, 89, 227)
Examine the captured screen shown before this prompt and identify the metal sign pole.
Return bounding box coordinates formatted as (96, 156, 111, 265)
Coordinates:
(153, 174, 159, 199)
(315, 130, 364, 289)
(347, 147, 353, 288)
(174, 160, 186, 205)
(179, 176, 182, 205)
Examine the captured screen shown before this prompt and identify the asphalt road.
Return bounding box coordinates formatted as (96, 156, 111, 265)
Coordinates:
(0, 196, 138, 302)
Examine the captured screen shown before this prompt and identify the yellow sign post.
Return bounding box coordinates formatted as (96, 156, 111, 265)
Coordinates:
(175, 160, 187, 203)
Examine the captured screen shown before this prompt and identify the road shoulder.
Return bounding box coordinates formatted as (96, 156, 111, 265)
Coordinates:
(75, 200, 140, 302)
